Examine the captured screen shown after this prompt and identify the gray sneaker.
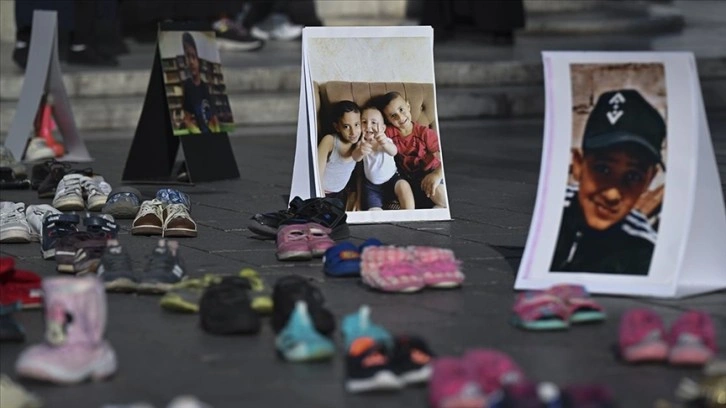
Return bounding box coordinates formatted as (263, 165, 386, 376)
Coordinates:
(0, 145, 28, 178)
(137, 239, 187, 294)
(0, 202, 31, 243)
(96, 240, 138, 292)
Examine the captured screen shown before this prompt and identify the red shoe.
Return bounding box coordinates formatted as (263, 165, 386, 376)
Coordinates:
(0, 257, 43, 309)
(36, 99, 65, 157)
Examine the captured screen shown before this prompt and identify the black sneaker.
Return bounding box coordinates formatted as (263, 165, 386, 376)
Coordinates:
(137, 239, 187, 294)
(249, 196, 349, 240)
(71, 239, 108, 275)
(212, 18, 265, 52)
(41, 213, 80, 259)
(199, 277, 261, 335)
(96, 240, 138, 293)
(345, 337, 404, 393)
(271, 275, 335, 336)
(0, 302, 25, 342)
(389, 335, 435, 385)
(54, 231, 109, 273)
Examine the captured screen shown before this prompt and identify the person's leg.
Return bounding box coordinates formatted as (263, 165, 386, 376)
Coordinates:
(394, 179, 415, 210)
(13, 0, 75, 69)
(363, 179, 384, 211)
(431, 184, 448, 208)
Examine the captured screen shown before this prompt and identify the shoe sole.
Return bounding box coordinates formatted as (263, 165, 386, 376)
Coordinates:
(398, 364, 432, 385)
(216, 37, 264, 52)
(16, 346, 117, 384)
(53, 197, 85, 211)
(277, 250, 313, 261)
(136, 282, 175, 294)
(57, 263, 76, 274)
(104, 278, 139, 293)
(0, 229, 32, 243)
(163, 228, 198, 238)
(131, 225, 163, 236)
(87, 196, 109, 212)
(345, 370, 404, 393)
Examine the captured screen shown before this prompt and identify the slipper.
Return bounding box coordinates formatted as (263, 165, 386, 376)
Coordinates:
(618, 308, 668, 363)
(546, 284, 606, 324)
(429, 357, 488, 408)
(667, 310, 716, 366)
(360, 246, 425, 293)
(462, 349, 527, 395)
(323, 242, 361, 277)
(511, 291, 570, 331)
(408, 246, 464, 289)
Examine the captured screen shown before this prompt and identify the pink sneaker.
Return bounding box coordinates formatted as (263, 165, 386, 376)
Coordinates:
(15, 276, 117, 384)
(306, 222, 334, 257)
(276, 224, 312, 261)
(429, 357, 487, 408)
(618, 308, 668, 363)
(408, 246, 464, 289)
(462, 349, 527, 395)
(360, 246, 425, 293)
(667, 310, 716, 366)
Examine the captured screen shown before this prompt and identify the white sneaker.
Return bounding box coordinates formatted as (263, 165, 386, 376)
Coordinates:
(0, 202, 32, 243)
(81, 175, 112, 211)
(53, 173, 85, 211)
(251, 13, 303, 41)
(24, 137, 55, 162)
(26, 204, 62, 241)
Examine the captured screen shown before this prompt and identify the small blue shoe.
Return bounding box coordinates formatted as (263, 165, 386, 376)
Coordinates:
(359, 238, 383, 252)
(342, 305, 393, 350)
(323, 242, 361, 277)
(156, 188, 192, 212)
(276, 301, 335, 363)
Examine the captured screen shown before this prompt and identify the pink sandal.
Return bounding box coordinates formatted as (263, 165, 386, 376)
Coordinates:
(276, 224, 312, 261)
(306, 223, 334, 257)
(360, 246, 425, 293)
(667, 310, 716, 366)
(408, 246, 464, 289)
(546, 284, 606, 324)
(618, 308, 668, 363)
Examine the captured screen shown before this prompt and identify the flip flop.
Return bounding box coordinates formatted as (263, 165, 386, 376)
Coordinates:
(511, 291, 570, 331)
(547, 284, 606, 324)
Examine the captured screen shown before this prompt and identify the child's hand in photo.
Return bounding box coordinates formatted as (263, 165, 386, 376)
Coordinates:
(421, 171, 442, 198)
(373, 132, 387, 146)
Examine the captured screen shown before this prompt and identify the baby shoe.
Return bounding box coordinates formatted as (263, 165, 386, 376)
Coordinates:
(276, 224, 312, 261)
(408, 246, 464, 289)
(323, 242, 361, 277)
(345, 336, 402, 393)
(306, 222, 334, 257)
(462, 349, 527, 396)
(546, 284, 606, 324)
(429, 357, 487, 408)
(390, 335, 435, 385)
(341, 305, 393, 350)
(102, 186, 142, 219)
(667, 310, 717, 366)
(163, 203, 197, 238)
(156, 188, 191, 212)
(360, 246, 425, 293)
(511, 290, 570, 331)
(618, 308, 669, 363)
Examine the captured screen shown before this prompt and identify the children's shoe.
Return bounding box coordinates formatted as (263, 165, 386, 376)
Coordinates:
(163, 203, 197, 238)
(618, 308, 669, 363)
(0, 374, 43, 408)
(511, 291, 570, 331)
(199, 277, 260, 335)
(306, 222, 334, 257)
(250, 196, 349, 240)
(137, 239, 187, 294)
(271, 275, 335, 336)
(52, 173, 85, 211)
(360, 246, 425, 293)
(323, 241, 361, 277)
(0, 145, 28, 178)
(667, 310, 717, 366)
(96, 239, 138, 293)
(132, 199, 165, 236)
(276, 224, 312, 261)
(54, 231, 108, 273)
(345, 336, 403, 393)
(23, 137, 55, 162)
(72, 239, 109, 275)
(25, 204, 61, 241)
(429, 357, 487, 408)
(156, 188, 191, 212)
(84, 214, 119, 238)
(408, 246, 465, 289)
(15, 276, 117, 384)
(275, 301, 335, 362)
(547, 284, 606, 324)
(0, 202, 31, 243)
(80, 175, 112, 211)
(462, 349, 527, 396)
(0, 259, 42, 309)
(40, 213, 80, 259)
(341, 305, 393, 350)
(238, 268, 273, 314)
(102, 186, 142, 219)
(390, 335, 435, 385)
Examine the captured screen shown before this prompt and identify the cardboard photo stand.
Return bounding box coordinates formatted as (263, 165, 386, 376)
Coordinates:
(290, 26, 452, 224)
(5, 10, 92, 163)
(122, 22, 239, 184)
(515, 51, 726, 298)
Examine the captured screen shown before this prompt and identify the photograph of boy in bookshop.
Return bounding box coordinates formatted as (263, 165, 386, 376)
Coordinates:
(550, 89, 667, 275)
(181, 32, 220, 134)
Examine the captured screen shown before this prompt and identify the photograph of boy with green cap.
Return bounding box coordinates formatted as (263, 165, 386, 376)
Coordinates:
(550, 88, 666, 275)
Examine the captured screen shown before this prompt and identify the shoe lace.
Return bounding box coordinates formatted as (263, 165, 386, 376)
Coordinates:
(137, 199, 164, 219)
(0, 205, 25, 224)
(165, 203, 191, 221)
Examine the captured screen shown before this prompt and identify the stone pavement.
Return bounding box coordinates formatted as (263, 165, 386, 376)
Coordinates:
(0, 114, 725, 407)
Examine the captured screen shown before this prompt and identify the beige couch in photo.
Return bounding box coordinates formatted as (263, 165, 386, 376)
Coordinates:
(313, 81, 438, 210)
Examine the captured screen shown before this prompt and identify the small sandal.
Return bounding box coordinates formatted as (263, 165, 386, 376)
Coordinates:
(323, 242, 361, 277)
(547, 284, 606, 324)
(511, 291, 570, 331)
(361, 246, 424, 293)
(408, 246, 464, 289)
(618, 308, 668, 363)
(667, 310, 716, 366)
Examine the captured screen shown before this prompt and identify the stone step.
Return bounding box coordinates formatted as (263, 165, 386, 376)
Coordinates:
(3, 79, 725, 133)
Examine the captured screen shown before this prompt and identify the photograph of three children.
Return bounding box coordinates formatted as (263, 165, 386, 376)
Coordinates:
(304, 28, 449, 216)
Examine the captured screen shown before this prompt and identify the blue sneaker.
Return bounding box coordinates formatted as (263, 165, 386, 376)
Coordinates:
(155, 188, 191, 212)
(41, 213, 80, 259)
(102, 187, 141, 219)
(275, 301, 335, 363)
(342, 305, 393, 350)
(323, 242, 360, 277)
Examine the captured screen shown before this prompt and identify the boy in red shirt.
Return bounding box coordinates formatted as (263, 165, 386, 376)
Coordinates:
(379, 92, 447, 209)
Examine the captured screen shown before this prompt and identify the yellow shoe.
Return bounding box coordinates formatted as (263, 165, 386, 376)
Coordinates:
(159, 277, 209, 313)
